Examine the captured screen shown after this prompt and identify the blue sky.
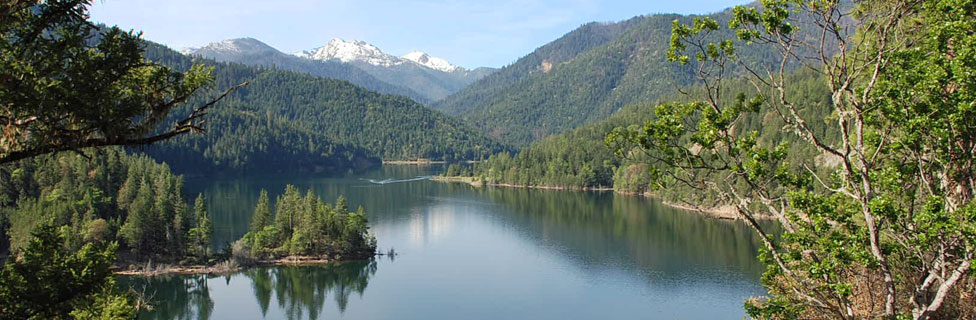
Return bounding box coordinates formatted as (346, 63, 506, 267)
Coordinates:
(89, 0, 750, 69)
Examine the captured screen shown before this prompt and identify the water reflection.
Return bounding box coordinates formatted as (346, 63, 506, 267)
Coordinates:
(185, 166, 446, 251)
(407, 205, 455, 246)
(123, 261, 377, 320)
(475, 187, 780, 280)
(145, 166, 777, 319)
(125, 275, 214, 320)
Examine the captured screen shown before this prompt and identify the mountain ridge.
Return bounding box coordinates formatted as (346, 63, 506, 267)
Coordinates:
(141, 40, 508, 175)
(186, 37, 431, 103)
(187, 37, 495, 102)
(294, 38, 464, 73)
(432, 6, 818, 147)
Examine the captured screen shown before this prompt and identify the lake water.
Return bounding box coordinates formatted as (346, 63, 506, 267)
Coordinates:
(121, 165, 771, 319)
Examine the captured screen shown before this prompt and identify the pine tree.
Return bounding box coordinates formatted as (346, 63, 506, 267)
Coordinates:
(273, 185, 301, 241)
(120, 179, 153, 254)
(189, 194, 212, 259)
(0, 0, 237, 165)
(0, 223, 135, 319)
(249, 189, 272, 234)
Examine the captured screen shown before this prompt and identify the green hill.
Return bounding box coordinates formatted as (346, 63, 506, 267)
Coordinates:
(433, 6, 816, 147)
(468, 68, 837, 205)
(432, 16, 646, 117)
(139, 43, 507, 175)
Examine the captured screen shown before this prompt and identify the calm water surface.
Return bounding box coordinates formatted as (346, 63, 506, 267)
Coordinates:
(122, 165, 772, 319)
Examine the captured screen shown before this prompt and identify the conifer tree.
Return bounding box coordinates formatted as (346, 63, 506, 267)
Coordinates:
(249, 190, 273, 234)
(0, 0, 243, 165)
(0, 224, 134, 319)
(189, 194, 212, 259)
(120, 179, 153, 254)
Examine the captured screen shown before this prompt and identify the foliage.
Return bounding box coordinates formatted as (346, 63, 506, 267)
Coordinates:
(444, 163, 473, 177)
(136, 43, 507, 175)
(240, 186, 376, 260)
(186, 194, 213, 262)
(607, 0, 976, 318)
(0, 223, 135, 319)
(1, 147, 209, 261)
(0, 0, 237, 165)
(470, 68, 833, 204)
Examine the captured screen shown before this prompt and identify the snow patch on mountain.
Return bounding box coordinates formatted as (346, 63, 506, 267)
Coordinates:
(295, 38, 403, 67)
(402, 51, 459, 72)
(294, 39, 465, 72)
(186, 38, 279, 56)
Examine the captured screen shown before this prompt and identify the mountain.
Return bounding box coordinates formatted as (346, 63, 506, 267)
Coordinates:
(294, 38, 402, 67)
(469, 68, 835, 200)
(432, 17, 647, 117)
(187, 38, 495, 103)
(429, 16, 665, 146)
(185, 38, 430, 104)
(141, 42, 507, 175)
(432, 7, 806, 147)
(294, 38, 496, 101)
(402, 51, 459, 72)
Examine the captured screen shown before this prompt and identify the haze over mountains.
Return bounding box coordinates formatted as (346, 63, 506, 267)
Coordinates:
(185, 38, 495, 103)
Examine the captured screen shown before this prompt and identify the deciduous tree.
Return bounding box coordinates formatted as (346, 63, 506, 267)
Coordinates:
(607, 0, 975, 318)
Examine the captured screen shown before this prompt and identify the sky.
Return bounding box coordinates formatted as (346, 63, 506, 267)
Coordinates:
(89, 0, 751, 69)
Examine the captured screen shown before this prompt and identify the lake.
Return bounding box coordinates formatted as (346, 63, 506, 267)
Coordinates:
(121, 165, 771, 319)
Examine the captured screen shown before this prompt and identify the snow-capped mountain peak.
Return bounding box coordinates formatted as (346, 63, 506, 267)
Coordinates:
(184, 38, 279, 57)
(402, 51, 460, 72)
(294, 39, 465, 72)
(295, 38, 402, 67)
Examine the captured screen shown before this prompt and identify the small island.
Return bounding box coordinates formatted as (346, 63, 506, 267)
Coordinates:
(121, 185, 377, 276)
(235, 186, 376, 265)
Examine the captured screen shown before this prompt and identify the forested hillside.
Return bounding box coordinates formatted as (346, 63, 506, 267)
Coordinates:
(432, 16, 646, 117)
(434, 7, 820, 147)
(140, 43, 507, 175)
(469, 69, 836, 206)
(343, 59, 495, 102)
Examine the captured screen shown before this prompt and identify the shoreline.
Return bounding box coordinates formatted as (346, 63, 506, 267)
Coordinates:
(383, 160, 446, 165)
(383, 160, 482, 165)
(431, 175, 769, 220)
(430, 176, 613, 191)
(114, 255, 378, 277)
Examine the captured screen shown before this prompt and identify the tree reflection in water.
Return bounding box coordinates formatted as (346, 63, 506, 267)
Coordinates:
(122, 260, 377, 320)
(125, 274, 214, 320)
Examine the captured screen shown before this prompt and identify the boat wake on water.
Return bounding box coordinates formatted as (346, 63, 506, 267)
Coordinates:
(362, 175, 435, 185)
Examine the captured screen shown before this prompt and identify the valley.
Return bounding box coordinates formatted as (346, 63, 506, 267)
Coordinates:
(1, 1, 974, 319)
